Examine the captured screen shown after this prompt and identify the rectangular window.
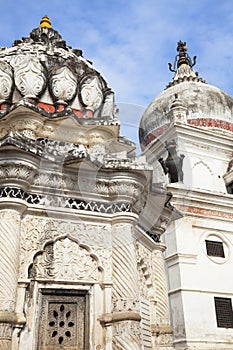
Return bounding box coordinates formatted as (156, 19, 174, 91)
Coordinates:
(38, 289, 88, 350)
(214, 297, 233, 328)
(206, 240, 225, 258)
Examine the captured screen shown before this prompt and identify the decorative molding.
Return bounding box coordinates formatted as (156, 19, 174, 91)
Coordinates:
(19, 217, 112, 279)
(0, 186, 132, 213)
(0, 163, 37, 185)
(29, 237, 100, 281)
(176, 204, 233, 220)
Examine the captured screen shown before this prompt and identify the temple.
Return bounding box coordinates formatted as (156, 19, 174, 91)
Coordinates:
(0, 17, 232, 350)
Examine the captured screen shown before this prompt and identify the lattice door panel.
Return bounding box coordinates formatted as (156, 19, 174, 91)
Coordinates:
(38, 290, 87, 350)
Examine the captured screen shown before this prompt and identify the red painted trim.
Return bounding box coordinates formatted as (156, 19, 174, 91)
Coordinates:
(143, 118, 233, 147)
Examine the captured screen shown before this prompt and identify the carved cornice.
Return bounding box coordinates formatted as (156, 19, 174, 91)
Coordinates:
(0, 131, 87, 162)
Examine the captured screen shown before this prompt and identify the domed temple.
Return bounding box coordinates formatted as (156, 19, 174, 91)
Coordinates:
(140, 40, 233, 350)
(0, 17, 232, 350)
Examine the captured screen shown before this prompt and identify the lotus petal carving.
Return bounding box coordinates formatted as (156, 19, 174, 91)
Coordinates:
(50, 66, 77, 104)
(0, 61, 13, 103)
(80, 76, 103, 111)
(13, 55, 47, 98)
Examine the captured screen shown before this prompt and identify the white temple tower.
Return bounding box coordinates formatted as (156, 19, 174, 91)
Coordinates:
(0, 17, 177, 350)
(140, 41, 233, 350)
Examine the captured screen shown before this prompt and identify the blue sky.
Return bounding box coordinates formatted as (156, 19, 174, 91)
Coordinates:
(1, 0, 233, 145)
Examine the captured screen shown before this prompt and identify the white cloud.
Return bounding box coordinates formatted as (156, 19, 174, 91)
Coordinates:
(1, 0, 233, 146)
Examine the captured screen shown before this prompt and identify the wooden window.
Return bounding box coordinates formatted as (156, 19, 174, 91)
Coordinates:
(215, 297, 233, 328)
(38, 289, 88, 350)
(205, 240, 225, 258)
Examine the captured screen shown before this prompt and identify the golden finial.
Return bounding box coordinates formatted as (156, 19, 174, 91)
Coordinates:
(40, 15, 52, 28)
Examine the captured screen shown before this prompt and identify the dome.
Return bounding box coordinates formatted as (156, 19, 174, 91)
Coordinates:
(139, 41, 233, 148)
(0, 16, 118, 123)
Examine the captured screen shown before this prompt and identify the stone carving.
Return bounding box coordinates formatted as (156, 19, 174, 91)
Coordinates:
(0, 323, 12, 350)
(100, 90, 115, 118)
(0, 163, 37, 185)
(80, 76, 103, 110)
(159, 139, 185, 183)
(152, 247, 171, 326)
(12, 55, 46, 98)
(19, 217, 112, 279)
(0, 211, 21, 312)
(112, 225, 139, 313)
(0, 323, 12, 338)
(112, 321, 141, 350)
(30, 237, 100, 281)
(0, 61, 13, 104)
(49, 66, 77, 104)
(136, 242, 154, 299)
(95, 180, 143, 202)
(38, 138, 87, 161)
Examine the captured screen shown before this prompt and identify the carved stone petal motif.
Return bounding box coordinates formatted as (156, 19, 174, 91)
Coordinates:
(80, 76, 103, 111)
(31, 237, 100, 281)
(0, 61, 13, 103)
(50, 66, 77, 104)
(13, 55, 46, 98)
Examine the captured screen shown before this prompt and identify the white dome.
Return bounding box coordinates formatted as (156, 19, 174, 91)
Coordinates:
(139, 42, 233, 148)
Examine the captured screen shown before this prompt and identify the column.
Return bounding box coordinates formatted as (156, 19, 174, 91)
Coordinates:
(0, 207, 25, 350)
(99, 222, 142, 350)
(152, 242, 174, 349)
(111, 223, 141, 350)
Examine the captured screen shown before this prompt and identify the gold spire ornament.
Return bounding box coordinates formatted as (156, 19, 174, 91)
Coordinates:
(168, 40, 196, 73)
(40, 15, 52, 28)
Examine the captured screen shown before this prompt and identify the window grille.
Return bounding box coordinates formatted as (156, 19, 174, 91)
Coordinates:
(205, 240, 225, 258)
(214, 297, 233, 328)
(38, 289, 88, 349)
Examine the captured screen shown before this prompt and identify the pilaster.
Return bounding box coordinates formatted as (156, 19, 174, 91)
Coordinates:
(0, 204, 26, 349)
(152, 242, 174, 349)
